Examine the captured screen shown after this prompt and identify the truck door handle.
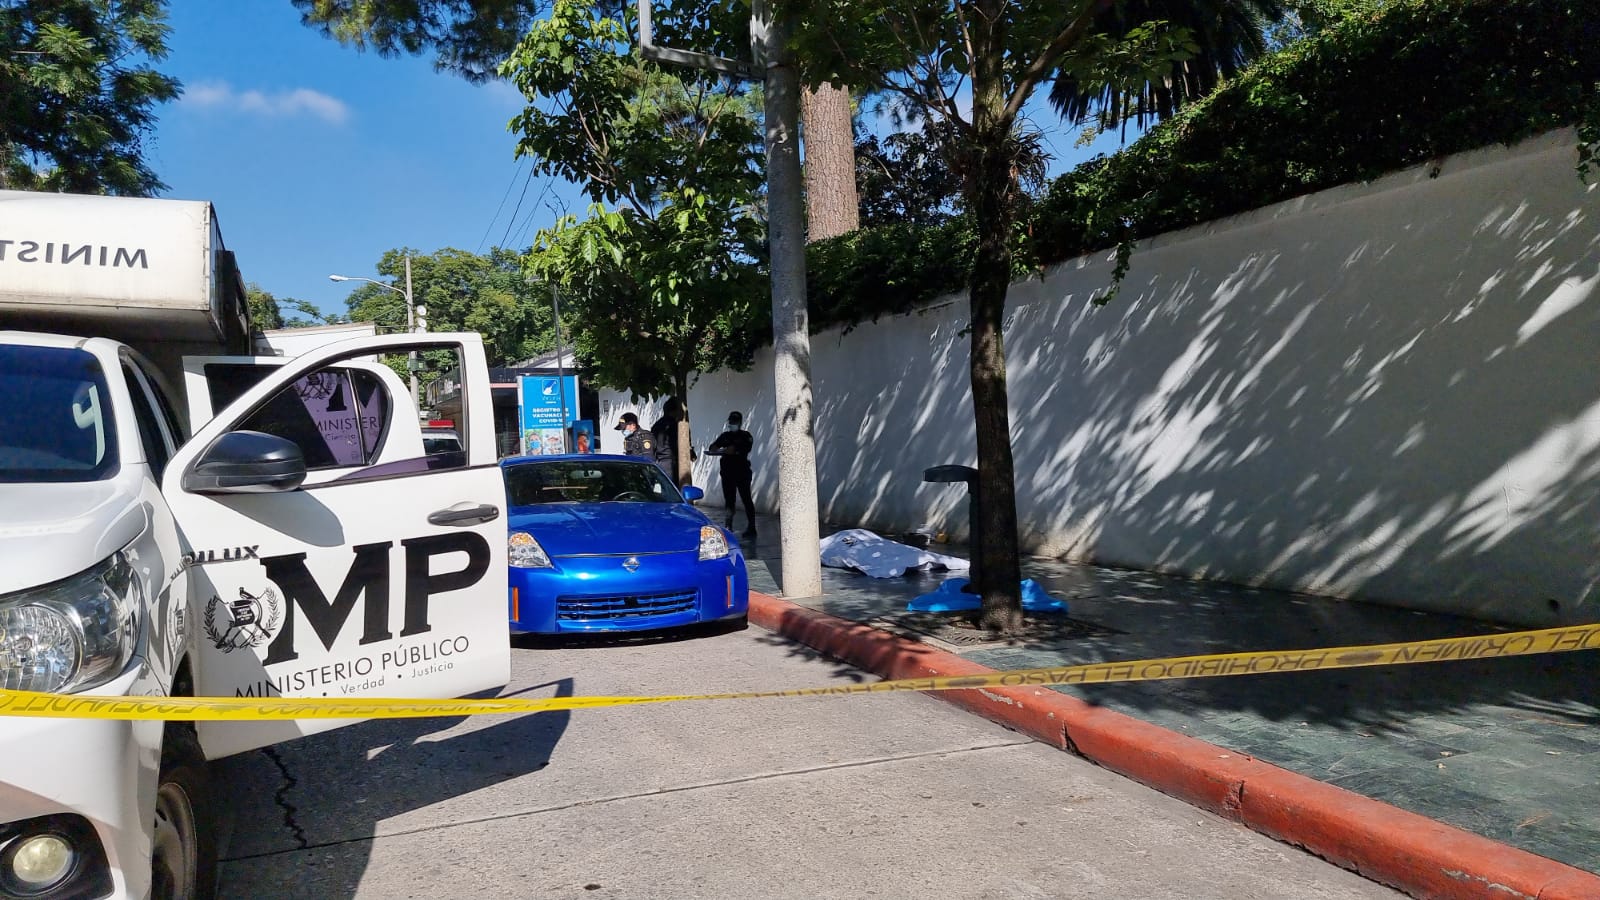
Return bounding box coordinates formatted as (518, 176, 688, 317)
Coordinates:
(428, 503, 500, 527)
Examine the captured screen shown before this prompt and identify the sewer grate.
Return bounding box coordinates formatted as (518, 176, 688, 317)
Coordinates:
(869, 609, 1122, 652)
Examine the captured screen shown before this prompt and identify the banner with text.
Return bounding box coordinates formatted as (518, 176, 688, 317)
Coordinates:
(518, 374, 579, 455)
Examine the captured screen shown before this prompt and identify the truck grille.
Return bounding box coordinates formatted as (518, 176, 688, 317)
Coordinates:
(556, 590, 698, 621)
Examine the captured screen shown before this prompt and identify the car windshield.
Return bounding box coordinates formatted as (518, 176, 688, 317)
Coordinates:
(0, 345, 119, 483)
(505, 459, 682, 506)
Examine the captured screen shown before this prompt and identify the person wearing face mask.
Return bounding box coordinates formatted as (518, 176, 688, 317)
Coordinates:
(705, 410, 756, 538)
(614, 412, 655, 459)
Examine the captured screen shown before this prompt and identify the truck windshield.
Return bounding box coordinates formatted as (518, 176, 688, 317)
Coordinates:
(0, 346, 119, 483)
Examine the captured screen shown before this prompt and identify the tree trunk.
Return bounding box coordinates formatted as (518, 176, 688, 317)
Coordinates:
(966, 3, 1024, 634)
(800, 83, 860, 242)
(674, 373, 693, 488)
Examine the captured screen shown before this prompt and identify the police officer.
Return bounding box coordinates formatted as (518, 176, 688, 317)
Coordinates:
(614, 413, 655, 459)
(706, 410, 756, 537)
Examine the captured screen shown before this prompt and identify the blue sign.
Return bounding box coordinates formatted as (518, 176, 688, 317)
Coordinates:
(518, 375, 578, 455)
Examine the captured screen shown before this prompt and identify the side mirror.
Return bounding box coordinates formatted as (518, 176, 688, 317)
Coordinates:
(681, 485, 705, 502)
(183, 431, 307, 494)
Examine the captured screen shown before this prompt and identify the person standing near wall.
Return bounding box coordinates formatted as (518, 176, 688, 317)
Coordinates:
(706, 410, 756, 538)
(615, 413, 655, 459)
(651, 397, 694, 484)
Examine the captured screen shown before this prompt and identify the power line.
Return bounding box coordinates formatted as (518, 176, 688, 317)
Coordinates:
(497, 164, 538, 251)
(509, 176, 559, 250)
(476, 158, 529, 255)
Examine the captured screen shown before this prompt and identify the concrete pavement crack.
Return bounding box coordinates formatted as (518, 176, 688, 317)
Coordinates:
(221, 739, 1032, 862)
(261, 746, 308, 851)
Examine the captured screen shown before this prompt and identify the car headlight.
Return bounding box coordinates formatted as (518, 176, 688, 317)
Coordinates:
(508, 531, 553, 569)
(699, 525, 730, 561)
(0, 553, 138, 694)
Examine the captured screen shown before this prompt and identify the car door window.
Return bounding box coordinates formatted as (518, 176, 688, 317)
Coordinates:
(233, 368, 378, 470)
(122, 363, 172, 479)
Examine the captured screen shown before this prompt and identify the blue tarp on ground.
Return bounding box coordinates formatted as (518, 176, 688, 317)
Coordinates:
(907, 576, 1067, 613)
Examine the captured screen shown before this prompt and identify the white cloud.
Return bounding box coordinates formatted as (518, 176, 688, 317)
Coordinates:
(185, 81, 350, 125)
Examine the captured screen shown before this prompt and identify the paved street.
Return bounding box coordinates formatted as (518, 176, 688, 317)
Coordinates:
(214, 625, 1396, 899)
(725, 510, 1600, 874)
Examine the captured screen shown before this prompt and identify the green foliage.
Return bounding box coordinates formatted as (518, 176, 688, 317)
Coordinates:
(527, 199, 766, 399)
(503, 0, 765, 399)
(805, 0, 1600, 326)
(0, 0, 181, 195)
(246, 283, 343, 331)
(246, 283, 284, 331)
(339, 247, 556, 379)
(1049, 1, 1282, 130)
(806, 214, 1037, 333)
(1033, 0, 1600, 271)
(293, 0, 545, 82)
(854, 118, 1048, 228)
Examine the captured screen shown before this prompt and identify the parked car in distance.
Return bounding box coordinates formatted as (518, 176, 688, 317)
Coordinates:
(502, 454, 749, 634)
(422, 425, 462, 455)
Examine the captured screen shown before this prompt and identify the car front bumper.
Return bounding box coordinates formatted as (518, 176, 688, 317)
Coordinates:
(508, 547, 749, 634)
(0, 661, 162, 900)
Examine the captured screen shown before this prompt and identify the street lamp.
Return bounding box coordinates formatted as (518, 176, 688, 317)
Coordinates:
(328, 254, 424, 404)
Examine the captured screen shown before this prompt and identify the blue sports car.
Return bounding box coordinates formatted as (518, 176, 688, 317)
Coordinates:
(501, 454, 750, 634)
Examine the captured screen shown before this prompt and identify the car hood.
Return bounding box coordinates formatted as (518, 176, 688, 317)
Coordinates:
(0, 479, 148, 595)
(507, 503, 710, 556)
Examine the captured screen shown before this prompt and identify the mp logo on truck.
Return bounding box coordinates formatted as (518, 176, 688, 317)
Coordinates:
(0, 239, 149, 268)
(196, 532, 493, 666)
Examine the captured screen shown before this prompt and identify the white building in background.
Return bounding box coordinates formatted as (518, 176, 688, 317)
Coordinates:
(254, 321, 378, 360)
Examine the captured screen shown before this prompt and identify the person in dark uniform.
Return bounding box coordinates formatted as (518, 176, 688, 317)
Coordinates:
(649, 397, 685, 483)
(705, 410, 756, 537)
(614, 413, 655, 459)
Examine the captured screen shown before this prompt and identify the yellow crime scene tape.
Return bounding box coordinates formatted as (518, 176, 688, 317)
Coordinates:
(3, 623, 1598, 722)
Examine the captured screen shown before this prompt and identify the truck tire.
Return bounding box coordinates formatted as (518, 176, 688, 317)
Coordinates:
(152, 724, 218, 900)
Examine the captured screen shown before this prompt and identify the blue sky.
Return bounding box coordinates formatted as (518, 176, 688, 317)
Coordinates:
(150, 3, 1133, 318)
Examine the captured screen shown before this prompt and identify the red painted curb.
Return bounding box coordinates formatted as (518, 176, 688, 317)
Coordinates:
(749, 591, 1600, 900)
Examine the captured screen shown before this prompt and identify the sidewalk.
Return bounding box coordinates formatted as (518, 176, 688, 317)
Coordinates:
(722, 508, 1600, 878)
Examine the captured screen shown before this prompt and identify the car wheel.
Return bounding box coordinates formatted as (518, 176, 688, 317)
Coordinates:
(151, 725, 218, 900)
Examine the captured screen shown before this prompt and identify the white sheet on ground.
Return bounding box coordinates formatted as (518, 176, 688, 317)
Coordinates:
(819, 529, 971, 578)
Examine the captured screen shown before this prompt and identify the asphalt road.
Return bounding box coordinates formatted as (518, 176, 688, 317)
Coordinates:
(214, 624, 1399, 899)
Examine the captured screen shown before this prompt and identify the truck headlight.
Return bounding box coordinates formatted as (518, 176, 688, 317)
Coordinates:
(698, 526, 730, 561)
(0, 554, 138, 693)
(508, 532, 552, 569)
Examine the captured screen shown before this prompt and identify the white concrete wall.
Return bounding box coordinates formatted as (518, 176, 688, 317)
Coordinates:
(641, 130, 1600, 625)
(257, 322, 378, 361)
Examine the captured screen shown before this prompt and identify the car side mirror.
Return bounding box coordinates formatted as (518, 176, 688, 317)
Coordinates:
(183, 431, 307, 494)
(681, 485, 705, 502)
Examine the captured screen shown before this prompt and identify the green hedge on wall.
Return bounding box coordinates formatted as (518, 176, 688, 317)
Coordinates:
(805, 0, 1600, 331)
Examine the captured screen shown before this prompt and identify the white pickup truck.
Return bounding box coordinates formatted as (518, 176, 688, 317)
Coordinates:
(0, 191, 512, 899)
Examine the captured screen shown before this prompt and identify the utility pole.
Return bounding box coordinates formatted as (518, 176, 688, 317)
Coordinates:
(405, 253, 418, 404)
(552, 282, 571, 453)
(638, 0, 823, 598)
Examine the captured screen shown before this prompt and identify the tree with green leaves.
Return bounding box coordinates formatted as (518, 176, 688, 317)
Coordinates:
(338, 246, 557, 384)
(503, 0, 766, 485)
(296, 0, 864, 243)
(778, 0, 1252, 632)
(293, 0, 545, 82)
(246, 283, 344, 331)
(855, 116, 1047, 227)
(0, 0, 181, 195)
(1048, 0, 1282, 132)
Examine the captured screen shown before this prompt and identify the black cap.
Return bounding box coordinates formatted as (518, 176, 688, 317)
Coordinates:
(614, 412, 639, 431)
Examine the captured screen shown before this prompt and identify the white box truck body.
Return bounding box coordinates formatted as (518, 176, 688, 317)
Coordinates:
(0, 191, 511, 899)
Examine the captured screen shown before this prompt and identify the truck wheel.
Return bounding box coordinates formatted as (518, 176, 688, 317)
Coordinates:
(151, 725, 217, 900)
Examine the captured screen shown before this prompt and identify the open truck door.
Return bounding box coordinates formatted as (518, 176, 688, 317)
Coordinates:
(159, 333, 510, 758)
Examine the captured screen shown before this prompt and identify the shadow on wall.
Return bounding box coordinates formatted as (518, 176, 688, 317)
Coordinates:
(1007, 131, 1600, 626)
(692, 131, 1599, 627)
